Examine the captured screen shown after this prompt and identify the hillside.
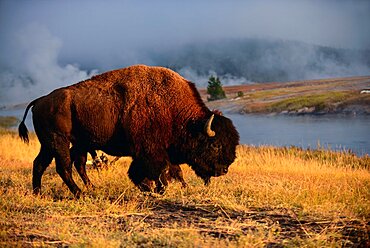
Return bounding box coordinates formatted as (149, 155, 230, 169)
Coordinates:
(203, 75, 370, 115)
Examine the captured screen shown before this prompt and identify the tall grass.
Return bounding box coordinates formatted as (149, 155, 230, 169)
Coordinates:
(0, 131, 369, 247)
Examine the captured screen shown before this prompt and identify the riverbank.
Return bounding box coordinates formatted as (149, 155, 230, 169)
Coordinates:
(202, 75, 370, 115)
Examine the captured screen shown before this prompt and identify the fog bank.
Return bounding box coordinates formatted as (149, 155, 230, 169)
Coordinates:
(1, 0, 370, 104)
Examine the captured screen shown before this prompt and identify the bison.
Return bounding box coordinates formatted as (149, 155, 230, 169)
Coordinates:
(19, 65, 239, 197)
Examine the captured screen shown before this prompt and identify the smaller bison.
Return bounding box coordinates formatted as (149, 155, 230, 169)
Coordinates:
(19, 65, 239, 197)
(70, 147, 187, 192)
(84, 149, 188, 190)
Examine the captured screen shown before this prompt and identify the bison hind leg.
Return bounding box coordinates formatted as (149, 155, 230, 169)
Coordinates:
(54, 137, 82, 198)
(74, 153, 94, 189)
(33, 146, 53, 195)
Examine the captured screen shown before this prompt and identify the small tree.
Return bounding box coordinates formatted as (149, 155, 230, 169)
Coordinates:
(207, 76, 226, 101)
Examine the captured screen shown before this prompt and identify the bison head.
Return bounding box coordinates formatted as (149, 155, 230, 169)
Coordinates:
(184, 113, 239, 184)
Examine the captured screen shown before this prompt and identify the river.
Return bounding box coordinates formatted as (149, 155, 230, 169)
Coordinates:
(229, 114, 370, 156)
(1, 109, 369, 156)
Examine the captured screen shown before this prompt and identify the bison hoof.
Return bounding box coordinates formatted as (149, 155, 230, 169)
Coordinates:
(74, 190, 82, 199)
(155, 186, 166, 195)
(86, 183, 96, 191)
(33, 187, 41, 195)
(138, 181, 155, 192)
(203, 177, 211, 186)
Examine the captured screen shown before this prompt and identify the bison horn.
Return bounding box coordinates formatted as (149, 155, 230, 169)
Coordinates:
(205, 114, 216, 137)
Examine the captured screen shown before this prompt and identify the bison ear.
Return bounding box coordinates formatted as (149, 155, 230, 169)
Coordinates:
(204, 114, 216, 137)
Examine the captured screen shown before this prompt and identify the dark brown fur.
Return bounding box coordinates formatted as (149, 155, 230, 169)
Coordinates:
(19, 65, 239, 197)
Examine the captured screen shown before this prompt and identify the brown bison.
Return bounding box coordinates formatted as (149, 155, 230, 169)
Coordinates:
(19, 65, 239, 197)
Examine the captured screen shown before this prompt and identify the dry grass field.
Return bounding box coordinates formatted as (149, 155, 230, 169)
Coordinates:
(0, 128, 369, 247)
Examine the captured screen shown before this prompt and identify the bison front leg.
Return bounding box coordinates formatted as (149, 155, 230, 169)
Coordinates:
(128, 158, 147, 188)
(128, 156, 170, 194)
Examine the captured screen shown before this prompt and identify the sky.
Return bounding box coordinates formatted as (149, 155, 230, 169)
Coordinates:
(1, 0, 370, 104)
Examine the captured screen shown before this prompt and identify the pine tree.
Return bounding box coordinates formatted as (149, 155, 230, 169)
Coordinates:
(207, 76, 226, 101)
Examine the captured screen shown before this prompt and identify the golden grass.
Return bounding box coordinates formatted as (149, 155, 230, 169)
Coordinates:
(0, 130, 369, 247)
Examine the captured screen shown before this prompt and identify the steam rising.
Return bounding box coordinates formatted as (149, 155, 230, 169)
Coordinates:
(1, 1, 370, 105)
(178, 67, 252, 87)
(0, 24, 97, 105)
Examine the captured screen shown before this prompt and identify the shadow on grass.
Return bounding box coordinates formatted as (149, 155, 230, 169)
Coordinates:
(128, 199, 369, 247)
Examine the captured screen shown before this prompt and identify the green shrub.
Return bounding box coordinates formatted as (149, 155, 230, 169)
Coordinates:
(207, 76, 226, 101)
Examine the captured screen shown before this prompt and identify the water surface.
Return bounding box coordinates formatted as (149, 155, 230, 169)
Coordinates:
(229, 114, 370, 156)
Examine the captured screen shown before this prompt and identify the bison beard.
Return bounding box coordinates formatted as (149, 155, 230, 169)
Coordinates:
(18, 65, 239, 197)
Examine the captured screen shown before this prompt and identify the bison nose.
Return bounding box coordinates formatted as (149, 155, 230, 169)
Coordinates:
(223, 167, 228, 174)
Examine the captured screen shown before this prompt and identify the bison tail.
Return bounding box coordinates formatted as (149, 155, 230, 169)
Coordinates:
(18, 98, 40, 144)
(18, 121, 29, 143)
